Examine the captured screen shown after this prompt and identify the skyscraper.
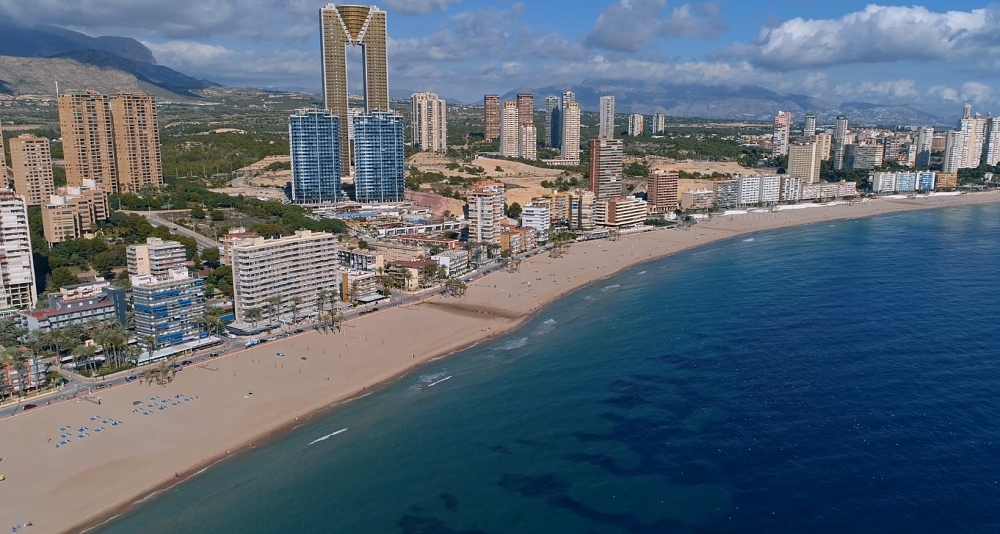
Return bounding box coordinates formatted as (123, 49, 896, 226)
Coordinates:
(983, 117, 1000, 166)
(651, 113, 667, 135)
(518, 125, 537, 160)
(517, 93, 534, 127)
(110, 92, 163, 193)
(320, 4, 390, 166)
(468, 181, 505, 244)
(58, 91, 117, 193)
(410, 92, 448, 153)
(599, 96, 615, 138)
(787, 141, 821, 184)
(0, 118, 7, 182)
(560, 101, 580, 162)
(0, 190, 37, 309)
(544, 96, 559, 147)
(484, 94, 501, 142)
(915, 126, 935, 167)
(500, 101, 519, 158)
(8, 135, 55, 207)
(942, 130, 962, 173)
(289, 109, 342, 204)
(627, 114, 644, 137)
(646, 171, 678, 213)
(589, 137, 624, 202)
(353, 111, 405, 202)
(804, 114, 817, 137)
(958, 116, 987, 169)
(833, 115, 849, 170)
(772, 111, 793, 157)
(963, 103, 973, 120)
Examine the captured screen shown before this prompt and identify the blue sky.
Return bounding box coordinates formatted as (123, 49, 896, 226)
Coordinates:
(1, 0, 997, 114)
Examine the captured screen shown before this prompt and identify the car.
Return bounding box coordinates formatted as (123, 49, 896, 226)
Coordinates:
(371, 307, 379, 312)
(23, 403, 37, 410)
(258, 338, 269, 344)
(96, 384, 108, 389)
(209, 352, 220, 358)
(294, 329, 304, 334)
(358, 310, 368, 316)
(181, 360, 193, 366)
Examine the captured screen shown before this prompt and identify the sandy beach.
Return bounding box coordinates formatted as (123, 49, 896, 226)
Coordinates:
(1, 191, 998, 534)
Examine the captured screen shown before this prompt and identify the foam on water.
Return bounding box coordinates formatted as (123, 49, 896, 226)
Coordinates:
(493, 337, 528, 351)
(531, 319, 557, 336)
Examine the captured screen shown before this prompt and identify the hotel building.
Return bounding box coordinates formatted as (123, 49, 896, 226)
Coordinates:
(289, 108, 342, 204)
(646, 171, 678, 213)
(484, 94, 500, 142)
(595, 195, 647, 228)
(131, 268, 205, 350)
(589, 137, 624, 202)
(353, 112, 405, 202)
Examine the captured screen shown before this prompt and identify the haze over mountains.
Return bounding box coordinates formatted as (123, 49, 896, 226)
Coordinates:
(0, 22, 216, 99)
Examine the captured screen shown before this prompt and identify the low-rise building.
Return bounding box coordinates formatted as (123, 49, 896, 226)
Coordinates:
(570, 190, 595, 230)
(375, 242, 427, 263)
(595, 195, 648, 228)
(41, 180, 109, 246)
(128, 237, 187, 279)
(432, 250, 470, 277)
(340, 271, 380, 302)
(21, 281, 126, 333)
(680, 189, 713, 210)
(780, 176, 803, 202)
(219, 227, 259, 265)
(388, 259, 439, 291)
(801, 181, 858, 200)
(395, 236, 462, 250)
(338, 248, 383, 272)
(2, 357, 47, 395)
(500, 227, 539, 253)
(374, 219, 463, 237)
(935, 172, 958, 189)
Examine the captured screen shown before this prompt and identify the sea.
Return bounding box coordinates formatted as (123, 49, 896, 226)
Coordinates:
(92, 203, 1000, 534)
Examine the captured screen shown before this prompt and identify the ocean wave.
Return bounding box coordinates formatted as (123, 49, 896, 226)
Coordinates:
(531, 319, 557, 336)
(493, 337, 528, 351)
(406, 372, 449, 395)
(637, 271, 647, 275)
(601, 284, 621, 292)
(742, 238, 755, 242)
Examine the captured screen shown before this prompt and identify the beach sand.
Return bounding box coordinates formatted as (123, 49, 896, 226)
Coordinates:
(1, 192, 998, 534)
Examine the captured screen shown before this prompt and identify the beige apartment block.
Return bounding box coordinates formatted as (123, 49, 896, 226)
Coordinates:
(410, 92, 448, 152)
(517, 93, 534, 127)
(9, 135, 55, 206)
(58, 91, 118, 193)
(110, 92, 163, 192)
(484, 94, 500, 142)
(127, 237, 187, 279)
(41, 181, 110, 246)
(469, 181, 505, 244)
(788, 141, 822, 184)
(646, 171, 678, 213)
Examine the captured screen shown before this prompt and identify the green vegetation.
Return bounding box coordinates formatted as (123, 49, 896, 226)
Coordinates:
(505, 202, 522, 219)
(540, 174, 584, 192)
(160, 132, 288, 181)
(264, 160, 292, 172)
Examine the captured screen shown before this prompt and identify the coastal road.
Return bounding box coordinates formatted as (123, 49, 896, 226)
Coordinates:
(126, 211, 220, 250)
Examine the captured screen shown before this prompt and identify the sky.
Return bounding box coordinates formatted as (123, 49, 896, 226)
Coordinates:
(1, 0, 998, 115)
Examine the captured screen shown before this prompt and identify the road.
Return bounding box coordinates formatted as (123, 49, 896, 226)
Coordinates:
(129, 211, 220, 250)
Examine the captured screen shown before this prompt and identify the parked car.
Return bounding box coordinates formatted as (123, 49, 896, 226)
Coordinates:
(371, 307, 379, 312)
(22, 403, 37, 410)
(181, 360, 193, 366)
(209, 352, 220, 358)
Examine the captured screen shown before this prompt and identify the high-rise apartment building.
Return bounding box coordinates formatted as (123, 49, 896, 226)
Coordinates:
(627, 114, 644, 137)
(58, 91, 117, 193)
(804, 114, 817, 136)
(915, 126, 935, 167)
(814, 133, 832, 161)
(963, 103, 973, 120)
(0, 118, 7, 182)
(0, 190, 36, 309)
(353, 111, 405, 202)
(958, 116, 987, 169)
(560, 101, 580, 162)
(41, 180, 110, 246)
(942, 131, 963, 173)
(320, 4, 389, 164)
(8, 135, 55, 206)
(833, 115, 849, 170)
(983, 118, 1000, 166)
(499, 101, 519, 158)
(131, 268, 205, 352)
(517, 93, 534, 127)
(589, 137, 624, 202)
(110, 92, 163, 192)
(484, 94, 500, 142)
(544, 95, 559, 147)
(651, 113, 667, 135)
(772, 111, 793, 157)
(787, 141, 821, 184)
(469, 181, 505, 244)
(599, 96, 615, 138)
(229, 230, 341, 325)
(844, 143, 884, 170)
(410, 92, 448, 153)
(127, 237, 188, 279)
(518, 125, 537, 160)
(646, 171, 678, 213)
(289, 109, 342, 204)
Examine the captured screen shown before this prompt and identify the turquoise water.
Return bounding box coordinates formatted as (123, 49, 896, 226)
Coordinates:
(94, 204, 1000, 533)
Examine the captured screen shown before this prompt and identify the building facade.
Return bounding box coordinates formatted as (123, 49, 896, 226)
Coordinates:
(41, 181, 110, 246)
(833, 115, 849, 170)
(714, 180, 739, 209)
(289, 108, 342, 204)
(353, 112, 405, 203)
(804, 114, 817, 136)
(589, 137, 624, 203)
(915, 126, 935, 167)
(484, 94, 500, 142)
(468, 181, 505, 244)
(499, 101, 519, 158)
(320, 4, 390, 166)
(8, 135, 55, 206)
(131, 268, 205, 349)
(595, 196, 647, 228)
(521, 204, 550, 243)
(646, 171, 678, 213)
(772, 111, 793, 157)
(518, 125, 537, 160)
(0, 190, 36, 309)
(110, 92, 163, 193)
(58, 91, 117, 193)
(651, 113, 667, 135)
(627, 114, 644, 137)
(680, 189, 713, 210)
(127, 237, 187, 279)
(560, 95, 580, 162)
(787, 141, 821, 184)
(410, 92, 448, 153)
(230, 230, 341, 325)
(516, 93, 533, 127)
(544, 95, 560, 147)
(599, 96, 615, 138)
(844, 143, 884, 170)
(21, 282, 126, 333)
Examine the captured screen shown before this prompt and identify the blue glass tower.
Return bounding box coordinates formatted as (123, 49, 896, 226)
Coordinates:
(353, 111, 405, 203)
(289, 109, 341, 204)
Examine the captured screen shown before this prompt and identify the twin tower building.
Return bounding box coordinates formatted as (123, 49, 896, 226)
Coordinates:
(291, 4, 404, 205)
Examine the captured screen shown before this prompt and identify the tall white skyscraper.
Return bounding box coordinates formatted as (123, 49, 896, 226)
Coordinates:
(833, 115, 849, 170)
(651, 113, 667, 134)
(983, 117, 1000, 166)
(0, 189, 37, 310)
(942, 130, 963, 173)
(544, 95, 559, 147)
(518, 125, 537, 160)
(499, 101, 519, 158)
(915, 126, 935, 167)
(410, 92, 447, 153)
(627, 114, 644, 137)
(599, 96, 615, 138)
(772, 111, 793, 157)
(560, 101, 580, 162)
(958, 117, 987, 168)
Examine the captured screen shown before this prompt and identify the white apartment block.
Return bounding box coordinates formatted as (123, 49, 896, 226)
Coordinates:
(772, 111, 793, 157)
(499, 101, 519, 158)
(410, 92, 448, 153)
(780, 176, 803, 202)
(518, 124, 537, 160)
(651, 113, 667, 134)
(127, 237, 187, 279)
(560, 101, 581, 161)
(0, 190, 36, 309)
(230, 230, 341, 325)
(521, 204, 550, 243)
(871, 172, 897, 194)
(759, 175, 782, 204)
(942, 131, 963, 173)
(737, 176, 761, 205)
(595, 195, 647, 228)
(469, 181, 505, 244)
(627, 114, 644, 137)
(959, 117, 987, 169)
(599, 96, 615, 138)
(984, 117, 1000, 166)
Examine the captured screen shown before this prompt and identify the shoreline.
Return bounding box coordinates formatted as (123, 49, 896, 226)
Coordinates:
(0, 192, 997, 534)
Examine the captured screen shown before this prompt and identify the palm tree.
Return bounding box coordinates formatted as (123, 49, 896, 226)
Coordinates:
(141, 335, 158, 365)
(265, 295, 283, 326)
(244, 307, 263, 329)
(330, 312, 345, 332)
(317, 290, 329, 321)
(349, 280, 361, 304)
(402, 270, 414, 292)
(289, 296, 301, 323)
(72, 344, 98, 376)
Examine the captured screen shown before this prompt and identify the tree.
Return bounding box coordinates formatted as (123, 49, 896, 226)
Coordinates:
(210, 209, 226, 221)
(47, 267, 80, 291)
(202, 247, 221, 265)
(190, 207, 206, 219)
(244, 307, 263, 329)
(330, 312, 345, 331)
(141, 335, 158, 366)
(444, 278, 468, 298)
(506, 202, 522, 219)
(289, 296, 301, 322)
(0, 316, 26, 347)
(192, 252, 204, 270)
(349, 280, 361, 303)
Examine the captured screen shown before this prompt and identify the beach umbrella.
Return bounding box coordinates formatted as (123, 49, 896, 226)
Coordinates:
(0, 474, 5, 481)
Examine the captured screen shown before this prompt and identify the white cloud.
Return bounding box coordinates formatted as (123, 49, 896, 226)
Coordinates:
(383, 0, 463, 15)
(736, 5, 999, 71)
(959, 82, 993, 104)
(834, 79, 919, 100)
(584, 0, 725, 52)
(144, 40, 315, 86)
(657, 3, 726, 40)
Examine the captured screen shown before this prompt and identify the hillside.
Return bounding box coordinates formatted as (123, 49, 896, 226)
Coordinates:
(0, 55, 195, 100)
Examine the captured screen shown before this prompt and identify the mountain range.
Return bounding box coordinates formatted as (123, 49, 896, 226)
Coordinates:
(0, 22, 216, 99)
